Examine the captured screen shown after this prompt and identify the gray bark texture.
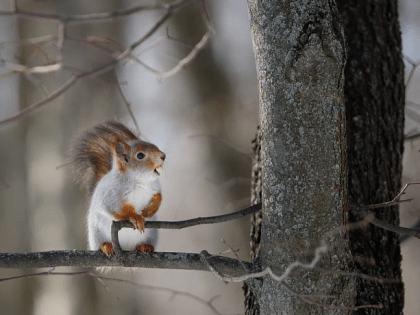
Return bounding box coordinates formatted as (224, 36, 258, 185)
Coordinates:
(246, 0, 354, 314)
(243, 132, 263, 315)
(337, 0, 405, 314)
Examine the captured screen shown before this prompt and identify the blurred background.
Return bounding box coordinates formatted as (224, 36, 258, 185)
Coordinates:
(0, 0, 419, 314)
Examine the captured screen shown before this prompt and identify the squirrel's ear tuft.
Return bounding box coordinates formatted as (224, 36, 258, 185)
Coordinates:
(115, 141, 131, 163)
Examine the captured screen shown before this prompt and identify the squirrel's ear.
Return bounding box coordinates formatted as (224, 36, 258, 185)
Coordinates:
(115, 141, 131, 163)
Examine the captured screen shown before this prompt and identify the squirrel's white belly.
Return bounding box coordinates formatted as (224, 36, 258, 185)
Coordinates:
(123, 185, 156, 212)
(87, 205, 158, 251)
(87, 183, 160, 251)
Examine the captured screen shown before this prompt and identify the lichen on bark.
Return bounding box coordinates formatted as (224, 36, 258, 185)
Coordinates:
(246, 0, 355, 313)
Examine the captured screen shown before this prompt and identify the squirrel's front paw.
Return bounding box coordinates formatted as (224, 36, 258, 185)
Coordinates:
(100, 242, 114, 256)
(130, 215, 146, 232)
(135, 244, 154, 253)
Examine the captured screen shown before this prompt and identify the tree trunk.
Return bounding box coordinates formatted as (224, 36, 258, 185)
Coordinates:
(337, 0, 405, 313)
(245, 0, 405, 314)
(243, 131, 262, 315)
(246, 0, 354, 314)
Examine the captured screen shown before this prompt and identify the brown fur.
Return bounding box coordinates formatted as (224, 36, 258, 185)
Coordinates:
(135, 244, 154, 253)
(101, 242, 114, 256)
(71, 121, 138, 194)
(142, 193, 162, 218)
(113, 203, 146, 232)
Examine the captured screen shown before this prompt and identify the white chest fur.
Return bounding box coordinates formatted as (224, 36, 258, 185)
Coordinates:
(87, 169, 161, 251)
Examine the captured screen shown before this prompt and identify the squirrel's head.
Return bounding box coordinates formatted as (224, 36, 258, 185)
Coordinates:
(112, 139, 166, 181)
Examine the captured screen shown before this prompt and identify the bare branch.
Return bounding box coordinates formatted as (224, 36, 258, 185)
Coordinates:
(24, 73, 49, 97)
(404, 55, 420, 87)
(355, 182, 420, 210)
(0, 268, 222, 315)
(96, 275, 223, 315)
(0, 0, 204, 126)
(220, 238, 249, 272)
(400, 217, 420, 242)
(0, 268, 93, 282)
(56, 22, 66, 64)
(154, 31, 212, 78)
(136, 28, 195, 57)
(404, 131, 420, 141)
(200, 241, 328, 283)
(110, 203, 261, 256)
(0, 35, 56, 49)
(1, 60, 61, 73)
(0, 70, 18, 79)
(0, 75, 78, 125)
(0, 250, 252, 274)
(283, 284, 383, 311)
(114, 0, 197, 62)
(365, 213, 420, 239)
(0, 3, 171, 24)
(146, 203, 261, 229)
(1, 204, 261, 270)
(115, 70, 140, 134)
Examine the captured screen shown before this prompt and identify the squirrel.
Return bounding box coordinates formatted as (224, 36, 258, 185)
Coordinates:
(71, 120, 166, 256)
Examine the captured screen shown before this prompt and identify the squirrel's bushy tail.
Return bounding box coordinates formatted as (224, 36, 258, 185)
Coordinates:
(71, 120, 138, 194)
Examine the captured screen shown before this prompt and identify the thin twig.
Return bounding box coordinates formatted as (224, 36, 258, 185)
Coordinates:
(0, 268, 94, 282)
(405, 58, 419, 87)
(24, 73, 49, 97)
(357, 182, 420, 210)
(96, 276, 222, 315)
(146, 203, 261, 229)
(56, 22, 66, 64)
(286, 283, 382, 310)
(220, 238, 249, 272)
(365, 213, 420, 239)
(0, 3, 171, 24)
(311, 266, 399, 284)
(1, 60, 61, 73)
(0, 0, 201, 126)
(154, 31, 212, 78)
(0, 35, 56, 49)
(200, 241, 328, 283)
(400, 217, 420, 242)
(110, 204, 261, 256)
(0, 75, 78, 125)
(115, 70, 140, 134)
(0, 71, 18, 79)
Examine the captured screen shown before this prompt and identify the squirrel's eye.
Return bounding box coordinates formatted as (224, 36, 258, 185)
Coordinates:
(136, 152, 145, 160)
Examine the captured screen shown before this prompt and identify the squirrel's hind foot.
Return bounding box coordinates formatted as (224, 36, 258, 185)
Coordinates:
(100, 242, 114, 256)
(135, 244, 154, 253)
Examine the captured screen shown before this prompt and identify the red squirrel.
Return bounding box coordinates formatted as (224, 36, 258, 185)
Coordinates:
(71, 120, 165, 256)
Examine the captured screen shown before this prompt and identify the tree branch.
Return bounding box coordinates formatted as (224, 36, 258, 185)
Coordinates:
(0, 204, 261, 270)
(0, 3, 170, 24)
(0, 250, 252, 274)
(146, 203, 262, 229)
(0, 0, 209, 126)
(365, 213, 420, 239)
(111, 203, 261, 255)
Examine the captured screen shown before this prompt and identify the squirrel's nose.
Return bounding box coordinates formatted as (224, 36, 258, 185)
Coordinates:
(161, 153, 166, 161)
